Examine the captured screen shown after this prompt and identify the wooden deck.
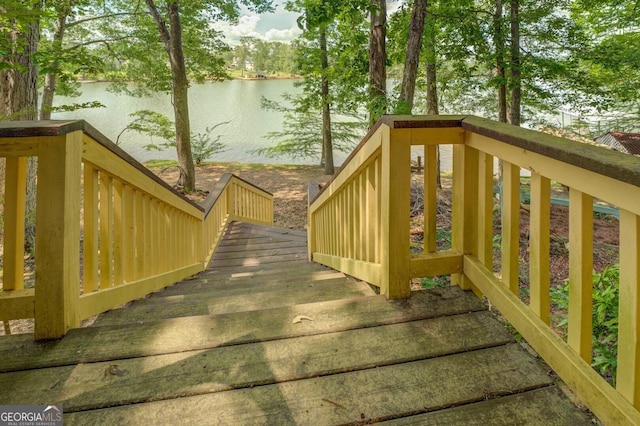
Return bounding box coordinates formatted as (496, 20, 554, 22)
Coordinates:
(0, 222, 590, 425)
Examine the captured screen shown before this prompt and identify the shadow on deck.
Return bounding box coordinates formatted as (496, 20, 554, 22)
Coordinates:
(0, 222, 589, 424)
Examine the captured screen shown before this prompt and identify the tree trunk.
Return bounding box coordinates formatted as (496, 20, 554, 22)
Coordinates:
(508, 0, 521, 126)
(146, 0, 196, 191)
(424, 2, 441, 188)
(425, 3, 438, 116)
(320, 27, 334, 175)
(493, 0, 507, 123)
(368, 0, 387, 127)
(40, 9, 68, 120)
(0, 3, 40, 253)
(397, 0, 427, 114)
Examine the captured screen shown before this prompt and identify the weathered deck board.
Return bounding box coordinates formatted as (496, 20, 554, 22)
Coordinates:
(380, 387, 590, 425)
(63, 344, 561, 425)
(0, 311, 511, 412)
(92, 277, 375, 325)
(0, 288, 484, 373)
(0, 222, 590, 424)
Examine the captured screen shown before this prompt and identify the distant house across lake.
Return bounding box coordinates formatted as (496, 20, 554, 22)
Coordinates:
(594, 132, 640, 156)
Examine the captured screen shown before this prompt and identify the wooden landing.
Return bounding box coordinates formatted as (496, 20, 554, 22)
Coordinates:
(0, 222, 590, 425)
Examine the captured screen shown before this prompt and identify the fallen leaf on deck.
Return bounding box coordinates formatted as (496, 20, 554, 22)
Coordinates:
(292, 315, 313, 324)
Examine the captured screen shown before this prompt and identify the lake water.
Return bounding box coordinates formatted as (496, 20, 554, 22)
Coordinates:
(53, 79, 453, 170)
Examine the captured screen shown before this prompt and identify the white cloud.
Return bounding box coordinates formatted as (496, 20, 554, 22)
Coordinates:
(214, 9, 301, 46)
(213, 14, 262, 44)
(264, 26, 302, 42)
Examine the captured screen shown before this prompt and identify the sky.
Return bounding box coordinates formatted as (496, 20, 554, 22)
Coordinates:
(214, 1, 405, 45)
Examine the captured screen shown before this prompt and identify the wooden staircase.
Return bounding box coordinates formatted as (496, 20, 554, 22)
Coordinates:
(0, 222, 590, 424)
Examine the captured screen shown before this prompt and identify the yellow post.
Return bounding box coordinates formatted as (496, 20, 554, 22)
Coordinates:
(34, 131, 82, 340)
(451, 142, 479, 292)
(3, 156, 27, 290)
(617, 210, 640, 408)
(380, 127, 411, 299)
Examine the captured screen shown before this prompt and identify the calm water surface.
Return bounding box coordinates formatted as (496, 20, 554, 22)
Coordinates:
(53, 79, 452, 169)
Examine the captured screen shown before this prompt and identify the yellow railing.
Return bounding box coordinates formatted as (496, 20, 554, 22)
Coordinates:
(0, 120, 272, 340)
(308, 115, 640, 425)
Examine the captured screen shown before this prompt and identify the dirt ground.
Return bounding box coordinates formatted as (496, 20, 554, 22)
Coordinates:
(151, 162, 332, 231)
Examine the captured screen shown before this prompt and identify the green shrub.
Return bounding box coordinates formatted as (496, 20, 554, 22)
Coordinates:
(551, 264, 619, 384)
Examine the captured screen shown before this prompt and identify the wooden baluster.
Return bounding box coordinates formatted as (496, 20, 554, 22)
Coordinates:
(365, 160, 377, 263)
(617, 210, 640, 408)
(83, 163, 99, 293)
(123, 185, 135, 283)
(150, 198, 159, 275)
(501, 161, 520, 295)
(99, 172, 113, 289)
(568, 189, 593, 363)
(143, 195, 152, 276)
(135, 190, 144, 280)
(3, 157, 27, 291)
(34, 132, 82, 339)
(113, 179, 124, 286)
(477, 152, 494, 268)
(424, 144, 437, 253)
(529, 173, 551, 325)
(355, 173, 363, 261)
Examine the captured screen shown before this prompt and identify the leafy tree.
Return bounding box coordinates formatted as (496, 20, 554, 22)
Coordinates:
(286, 0, 342, 174)
(569, 0, 640, 123)
(0, 0, 41, 252)
(102, 0, 273, 191)
(261, 0, 369, 173)
(38, 1, 124, 119)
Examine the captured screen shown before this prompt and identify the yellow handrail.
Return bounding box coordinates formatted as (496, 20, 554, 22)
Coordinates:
(308, 115, 640, 424)
(0, 120, 272, 340)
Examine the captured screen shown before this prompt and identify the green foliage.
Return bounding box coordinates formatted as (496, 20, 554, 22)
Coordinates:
(190, 124, 229, 165)
(420, 276, 449, 289)
(118, 110, 227, 163)
(436, 228, 452, 251)
(117, 110, 175, 147)
(258, 94, 365, 161)
(49, 101, 105, 113)
(259, 0, 370, 165)
(551, 264, 620, 384)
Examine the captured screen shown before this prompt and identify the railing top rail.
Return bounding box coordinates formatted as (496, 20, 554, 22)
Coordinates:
(201, 173, 273, 218)
(311, 115, 640, 206)
(463, 116, 640, 188)
(0, 119, 86, 137)
(309, 115, 466, 205)
(0, 119, 205, 213)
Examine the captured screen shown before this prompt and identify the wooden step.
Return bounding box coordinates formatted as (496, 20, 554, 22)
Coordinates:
(0, 222, 590, 424)
(0, 287, 484, 373)
(92, 278, 375, 326)
(146, 275, 355, 300)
